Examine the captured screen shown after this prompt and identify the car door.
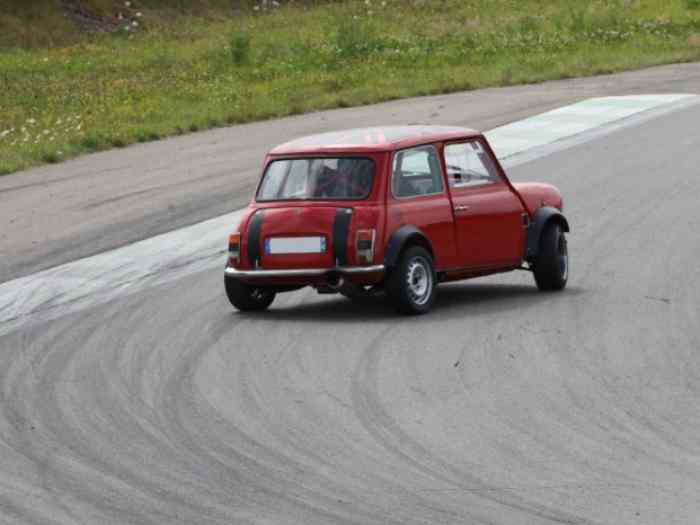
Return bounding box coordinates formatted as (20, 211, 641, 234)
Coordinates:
(443, 139, 526, 268)
(387, 145, 458, 269)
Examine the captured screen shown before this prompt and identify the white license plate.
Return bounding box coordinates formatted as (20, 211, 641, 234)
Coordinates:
(265, 236, 326, 255)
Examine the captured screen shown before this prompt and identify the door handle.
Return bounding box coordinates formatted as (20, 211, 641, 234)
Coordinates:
(454, 205, 470, 212)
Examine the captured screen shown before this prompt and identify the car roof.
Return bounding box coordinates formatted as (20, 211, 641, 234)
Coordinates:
(269, 125, 481, 155)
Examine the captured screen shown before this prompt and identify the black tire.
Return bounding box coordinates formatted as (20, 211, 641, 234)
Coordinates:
(386, 246, 437, 315)
(225, 277, 276, 311)
(532, 222, 568, 291)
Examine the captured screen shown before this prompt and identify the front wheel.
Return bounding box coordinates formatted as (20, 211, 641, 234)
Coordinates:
(386, 246, 437, 315)
(532, 222, 568, 291)
(225, 277, 276, 311)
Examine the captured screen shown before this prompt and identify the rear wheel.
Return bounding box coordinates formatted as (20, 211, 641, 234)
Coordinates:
(386, 246, 437, 315)
(532, 222, 568, 291)
(225, 277, 276, 311)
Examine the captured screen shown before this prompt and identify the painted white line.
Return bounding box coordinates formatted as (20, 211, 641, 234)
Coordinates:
(486, 94, 698, 160)
(0, 210, 244, 336)
(0, 94, 698, 336)
(496, 95, 700, 169)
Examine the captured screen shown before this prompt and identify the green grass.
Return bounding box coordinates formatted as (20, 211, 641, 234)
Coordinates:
(1, 0, 700, 174)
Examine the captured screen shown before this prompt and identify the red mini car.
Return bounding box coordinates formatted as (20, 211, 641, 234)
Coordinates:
(224, 126, 569, 314)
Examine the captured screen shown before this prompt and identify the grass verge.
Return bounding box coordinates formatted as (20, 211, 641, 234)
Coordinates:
(1, 0, 700, 174)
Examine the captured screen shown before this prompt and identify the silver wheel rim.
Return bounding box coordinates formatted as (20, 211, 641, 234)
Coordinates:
(406, 257, 433, 306)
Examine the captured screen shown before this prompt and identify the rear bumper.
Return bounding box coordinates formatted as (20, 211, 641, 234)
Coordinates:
(225, 264, 385, 279)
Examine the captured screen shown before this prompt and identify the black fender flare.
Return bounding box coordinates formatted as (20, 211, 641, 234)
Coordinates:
(526, 206, 570, 261)
(383, 225, 434, 268)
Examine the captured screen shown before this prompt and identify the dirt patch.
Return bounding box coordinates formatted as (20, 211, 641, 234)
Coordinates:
(56, 0, 139, 33)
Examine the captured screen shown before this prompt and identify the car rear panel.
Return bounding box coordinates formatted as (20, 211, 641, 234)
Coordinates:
(241, 204, 383, 271)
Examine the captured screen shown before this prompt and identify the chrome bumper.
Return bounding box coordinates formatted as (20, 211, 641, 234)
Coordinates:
(224, 265, 385, 279)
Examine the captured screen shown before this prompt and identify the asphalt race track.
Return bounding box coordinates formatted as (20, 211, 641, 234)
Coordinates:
(2, 74, 700, 523)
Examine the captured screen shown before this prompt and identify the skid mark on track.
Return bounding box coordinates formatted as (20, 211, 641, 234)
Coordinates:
(349, 327, 597, 524)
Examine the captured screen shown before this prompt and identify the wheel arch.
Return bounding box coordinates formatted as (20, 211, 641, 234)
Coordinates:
(526, 206, 570, 261)
(383, 225, 435, 268)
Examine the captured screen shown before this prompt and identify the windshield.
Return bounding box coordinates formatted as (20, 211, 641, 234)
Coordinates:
(257, 157, 375, 201)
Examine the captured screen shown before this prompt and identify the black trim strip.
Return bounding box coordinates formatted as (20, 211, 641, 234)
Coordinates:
(247, 211, 265, 268)
(332, 208, 352, 266)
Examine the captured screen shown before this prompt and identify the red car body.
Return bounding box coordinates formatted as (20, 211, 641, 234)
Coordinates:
(225, 126, 569, 313)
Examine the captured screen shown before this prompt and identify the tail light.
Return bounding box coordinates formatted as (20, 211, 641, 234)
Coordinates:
(355, 229, 376, 265)
(228, 233, 241, 266)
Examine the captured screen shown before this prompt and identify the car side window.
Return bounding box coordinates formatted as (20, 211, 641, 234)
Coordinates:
(392, 145, 444, 199)
(444, 141, 500, 189)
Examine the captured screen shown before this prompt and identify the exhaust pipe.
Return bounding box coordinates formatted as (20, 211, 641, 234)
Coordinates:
(314, 273, 344, 295)
(327, 273, 344, 290)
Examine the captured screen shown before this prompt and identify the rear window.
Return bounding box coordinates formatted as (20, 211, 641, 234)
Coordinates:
(257, 157, 375, 201)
